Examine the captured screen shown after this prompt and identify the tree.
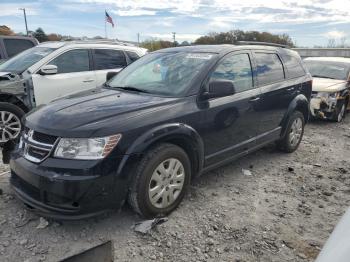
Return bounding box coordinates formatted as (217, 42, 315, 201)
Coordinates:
(47, 33, 62, 41)
(0, 25, 14, 36)
(33, 28, 48, 42)
(141, 39, 174, 51)
(180, 41, 190, 46)
(194, 30, 295, 47)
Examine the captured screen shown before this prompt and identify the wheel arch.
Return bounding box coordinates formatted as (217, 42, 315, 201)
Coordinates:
(280, 94, 309, 138)
(0, 93, 30, 113)
(117, 123, 205, 180)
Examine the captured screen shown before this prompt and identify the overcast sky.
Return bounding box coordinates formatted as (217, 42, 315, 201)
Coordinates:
(1, 0, 350, 47)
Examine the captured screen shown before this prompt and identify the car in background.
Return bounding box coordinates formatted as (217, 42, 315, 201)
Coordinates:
(10, 44, 312, 219)
(0, 35, 38, 64)
(304, 57, 350, 122)
(0, 41, 147, 143)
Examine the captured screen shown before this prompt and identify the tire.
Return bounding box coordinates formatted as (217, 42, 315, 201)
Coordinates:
(0, 102, 25, 144)
(128, 143, 191, 218)
(277, 111, 305, 153)
(332, 100, 346, 123)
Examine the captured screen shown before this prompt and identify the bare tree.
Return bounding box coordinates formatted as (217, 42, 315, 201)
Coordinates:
(340, 37, 346, 48)
(327, 38, 336, 48)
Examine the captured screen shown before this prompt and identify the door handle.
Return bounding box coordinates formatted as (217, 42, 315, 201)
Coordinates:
(249, 97, 260, 102)
(83, 79, 94, 83)
(286, 87, 295, 92)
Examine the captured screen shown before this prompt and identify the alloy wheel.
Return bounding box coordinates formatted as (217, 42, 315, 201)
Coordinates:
(148, 158, 185, 209)
(289, 117, 303, 147)
(0, 111, 21, 143)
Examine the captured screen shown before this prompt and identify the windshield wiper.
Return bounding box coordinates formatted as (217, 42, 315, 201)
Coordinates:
(312, 75, 337, 80)
(114, 86, 149, 93)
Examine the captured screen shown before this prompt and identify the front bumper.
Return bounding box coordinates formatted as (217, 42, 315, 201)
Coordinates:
(10, 150, 129, 220)
(309, 93, 338, 119)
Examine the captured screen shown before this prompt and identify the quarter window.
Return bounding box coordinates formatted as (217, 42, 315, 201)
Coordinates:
(94, 49, 127, 70)
(4, 39, 35, 58)
(49, 49, 90, 74)
(281, 52, 305, 78)
(255, 53, 285, 85)
(210, 53, 254, 93)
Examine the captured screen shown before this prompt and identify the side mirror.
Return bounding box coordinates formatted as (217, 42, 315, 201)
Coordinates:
(203, 81, 235, 99)
(39, 64, 58, 75)
(106, 71, 119, 82)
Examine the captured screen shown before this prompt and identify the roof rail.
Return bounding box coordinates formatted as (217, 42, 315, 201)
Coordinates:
(236, 41, 289, 48)
(60, 39, 137, 47)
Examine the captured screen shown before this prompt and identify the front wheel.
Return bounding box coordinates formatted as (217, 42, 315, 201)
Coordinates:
(128, 143, 191, 218)
(332, 101, 346, 122)
(277, 111, 305, 153)
(0, 103, 24, 144)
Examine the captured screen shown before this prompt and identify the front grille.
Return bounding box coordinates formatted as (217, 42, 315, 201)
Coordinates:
(33, 131, 57, 145)
(22, 128, 58, 163)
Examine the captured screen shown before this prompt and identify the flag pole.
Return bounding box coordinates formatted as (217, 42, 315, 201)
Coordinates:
(104, 10, 107, 39)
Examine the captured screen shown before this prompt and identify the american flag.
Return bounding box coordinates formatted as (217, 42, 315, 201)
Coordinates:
(105, 11, 114, 27)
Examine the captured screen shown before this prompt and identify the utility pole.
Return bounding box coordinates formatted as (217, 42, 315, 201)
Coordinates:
(19, 8, 29, 36)
(137, 33, 140, 46)
(172, 32, 176, 47)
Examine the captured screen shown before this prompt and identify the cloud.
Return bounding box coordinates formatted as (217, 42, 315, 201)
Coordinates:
(0, 3, 40, 17)
(112, 10, 157, 16)
(323, 30, 346, 39)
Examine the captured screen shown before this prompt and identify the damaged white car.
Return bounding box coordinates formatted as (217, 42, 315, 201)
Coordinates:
(304, 57, 350, 122)
(0, 41, 147, 143)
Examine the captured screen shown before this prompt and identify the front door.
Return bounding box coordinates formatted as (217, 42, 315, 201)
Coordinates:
(32, 49, 96, 105)
(199, 51, 262, 167)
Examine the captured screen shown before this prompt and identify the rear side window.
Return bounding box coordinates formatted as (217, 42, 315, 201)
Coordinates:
(94, 49, 127, 70)
(255, 53, 285, 86)
(49, 49, 90, 74)
(210, 53, 254, 93)
(3, 39, 35, 57)
(281, 52, 305, 78)
(126, 51, 140, 62)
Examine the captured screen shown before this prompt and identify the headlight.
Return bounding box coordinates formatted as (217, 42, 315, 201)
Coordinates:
(317, 92, 339, 99)
(54, 134, 122, 160)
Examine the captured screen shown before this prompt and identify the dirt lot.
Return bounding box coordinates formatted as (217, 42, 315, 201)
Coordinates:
(0, 118, 349, 262)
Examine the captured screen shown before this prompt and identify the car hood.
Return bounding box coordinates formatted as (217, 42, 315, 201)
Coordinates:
(312, 77, 348, 92)
(25, 88, 179, 137)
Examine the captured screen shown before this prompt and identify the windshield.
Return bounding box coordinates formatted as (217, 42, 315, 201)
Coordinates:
(108, 52, 216, 96)
(0, 46, 56, 73)
(304, 60, 350, 80)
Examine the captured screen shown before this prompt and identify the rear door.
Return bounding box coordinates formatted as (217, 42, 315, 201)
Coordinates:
(32, 48, 96, 105)
(252, 51, 296, 140)
(199, 51, 262, 166)
(92, 48, 127, 86)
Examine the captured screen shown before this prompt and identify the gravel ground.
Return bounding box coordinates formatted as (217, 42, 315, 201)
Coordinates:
(0, 118, 349, 262)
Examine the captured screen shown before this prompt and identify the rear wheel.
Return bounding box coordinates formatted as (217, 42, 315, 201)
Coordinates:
(277, 111, 305, 153)
(332, 101, 346, 122)
(128, 143, 191, 218)
(0, 103, 24, 144)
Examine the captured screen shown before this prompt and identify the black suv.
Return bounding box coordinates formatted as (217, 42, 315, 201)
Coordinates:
(10, 44, 312, 219)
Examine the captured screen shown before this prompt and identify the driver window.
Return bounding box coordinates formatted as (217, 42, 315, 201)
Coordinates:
(210, 53, 254, 93)
(49, 49, 90, 74)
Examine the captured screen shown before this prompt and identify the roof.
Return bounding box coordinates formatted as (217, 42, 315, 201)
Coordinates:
(156, 44, 284, 54)
(304, 57, 350, 63)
